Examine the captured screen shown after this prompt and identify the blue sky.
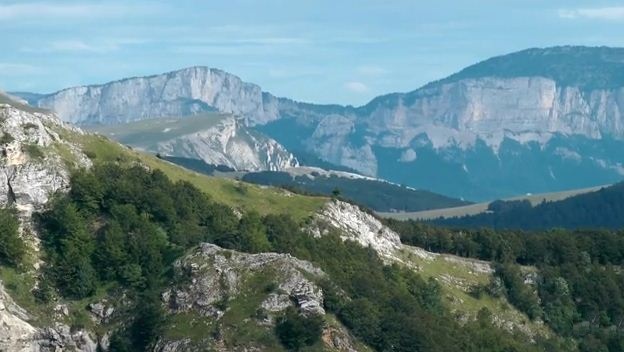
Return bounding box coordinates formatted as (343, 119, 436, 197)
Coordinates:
(1, 1, 624, 106)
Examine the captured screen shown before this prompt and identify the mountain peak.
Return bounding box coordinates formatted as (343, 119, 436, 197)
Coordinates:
(437, 45, 624, 89)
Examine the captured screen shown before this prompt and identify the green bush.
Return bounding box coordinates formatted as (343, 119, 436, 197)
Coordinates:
(22, 123, 38, 131)
(0, 132, 14, 145)
(0, 208, 25, 267)
(24, 144, 45, 159)
(275, 307, 323, 351)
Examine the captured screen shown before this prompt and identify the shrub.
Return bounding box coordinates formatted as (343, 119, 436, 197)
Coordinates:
(0, 133, 14, 145)
(275, 307, 323, 351)
(24, 144, 45, 160)
(0, 208, 25, 266)
(22, 123, 38, 131)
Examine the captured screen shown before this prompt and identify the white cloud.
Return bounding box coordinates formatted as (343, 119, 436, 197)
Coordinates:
(559, 7, 624, 21)
(344, 81, 369, 93)
(0, 2, 161, 21)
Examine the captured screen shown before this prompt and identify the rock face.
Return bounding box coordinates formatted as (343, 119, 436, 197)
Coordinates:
(258, 46, 624, 199)
(19, 46, 624, 199)
(0, 282, 38, 351)
(26, 67, 278, 126)
(0, 101, 96, 351)
(0, 281, 98, 352)
(0, 104, 90, 216)
(159, 243, 332, 351)
(153, 116, 298, 171)
(164, 243, 325, 318)
(314, 200, 402, 258)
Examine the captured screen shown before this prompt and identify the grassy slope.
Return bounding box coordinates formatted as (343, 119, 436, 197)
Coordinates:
(397, 247, 550, 338)
(53, 127, 327, 220)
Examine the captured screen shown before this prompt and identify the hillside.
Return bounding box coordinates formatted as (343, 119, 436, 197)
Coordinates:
(241, 169, 470, 212)
(378, 184, 606, 220)
(435, 182, 624, 230)
(0, 96, 572, 351)
(155, 155, 470, 212)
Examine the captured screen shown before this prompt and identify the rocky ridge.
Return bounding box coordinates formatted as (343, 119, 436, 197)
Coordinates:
(154, 116, 299, 171)
(0, 102, 96, 351)
(0, 103, 90, 217)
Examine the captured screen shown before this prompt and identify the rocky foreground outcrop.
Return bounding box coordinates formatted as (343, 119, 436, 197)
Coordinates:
(0, 104, 90, 216)
(0, 282, 97, 352)
(0, 103, 96, 351)
(158, 243, 363, 351)
(164, 243, 325, 318)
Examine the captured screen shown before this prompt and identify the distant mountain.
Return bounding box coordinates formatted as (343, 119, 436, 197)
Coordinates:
(436, 46, 624, 89)
(14, 46, 624, 200)
(436, 182, 624, 230)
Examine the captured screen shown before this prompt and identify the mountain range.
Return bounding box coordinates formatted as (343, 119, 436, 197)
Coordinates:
(14, 45, 624, 200)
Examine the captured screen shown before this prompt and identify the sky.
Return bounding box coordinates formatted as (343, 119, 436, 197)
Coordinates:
(1, 1, 624, 106)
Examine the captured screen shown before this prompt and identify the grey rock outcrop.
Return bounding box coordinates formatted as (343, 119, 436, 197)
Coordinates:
(313, 200, 402, 258)
(158, 243, 332, 351)
(154, 116, 298, 171)
(164, 243, 325, 318)
(0, 102, 95, 351)
(0, 104, 90, 216)
(0, 282, 38, 351)
(0, 282, 97, 352)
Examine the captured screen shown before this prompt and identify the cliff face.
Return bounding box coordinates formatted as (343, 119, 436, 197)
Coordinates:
(359, 76, 624, 151)
(31, 67, 279, 125)
(0, 103, 91, 216)
(90, 115, 299, 172)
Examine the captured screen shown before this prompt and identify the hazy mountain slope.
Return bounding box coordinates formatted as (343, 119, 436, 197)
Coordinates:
(437, 46, 624, 89)
(90, 114, 299, 171)
(241, 168, 470, 212)
(158, 155, 470, 211)
(260, 46, 624, 199)
(15, 46, 624, 199)
(379, 184, 607, 221)
(436, 182, 624, 230)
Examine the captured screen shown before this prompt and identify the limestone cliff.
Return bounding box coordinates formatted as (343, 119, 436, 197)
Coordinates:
(0, 101, 96, 351)
(19, 46, 624, 199)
